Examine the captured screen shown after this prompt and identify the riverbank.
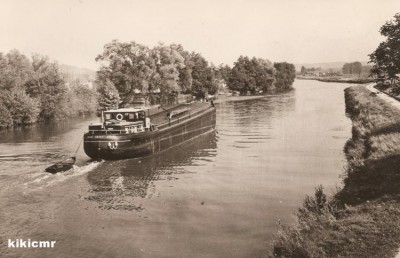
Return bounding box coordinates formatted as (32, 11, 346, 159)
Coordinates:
(215, 87, 294, 103)
(297, 76, 374, 84)
(271, 85, 400, 257)
(214, 95, 265, 103)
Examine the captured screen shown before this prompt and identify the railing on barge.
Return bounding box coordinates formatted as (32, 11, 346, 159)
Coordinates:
(87, 104, 214, 135)
(87, 121, 145, 135)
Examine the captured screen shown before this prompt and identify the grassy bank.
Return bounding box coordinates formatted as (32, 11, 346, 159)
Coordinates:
(297, 76, 375, 84)
(271, 85, 400, 257)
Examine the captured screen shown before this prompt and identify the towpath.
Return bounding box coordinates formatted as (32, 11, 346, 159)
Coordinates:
(365, 83, 400, 110)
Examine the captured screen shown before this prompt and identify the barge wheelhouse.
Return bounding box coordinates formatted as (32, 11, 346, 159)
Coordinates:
(83, 102, 216, 160)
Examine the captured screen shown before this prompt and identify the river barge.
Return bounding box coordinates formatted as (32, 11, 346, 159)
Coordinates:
(83, 101, 216, 160)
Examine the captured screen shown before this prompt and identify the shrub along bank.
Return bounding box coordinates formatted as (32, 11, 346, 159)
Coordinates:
(271, 85, 400, 257)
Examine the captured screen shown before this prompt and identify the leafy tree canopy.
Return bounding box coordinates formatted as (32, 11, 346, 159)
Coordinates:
(229, 56, 275, 95)
(96, 79, 120, 111)
(342, 62, 362, 75)
(369, 13, 400, 83)
(274, 62, 296, 91)
(96, 40, 221, 105)
(0, 49, 98, 126)
(96, 40, 156, 107)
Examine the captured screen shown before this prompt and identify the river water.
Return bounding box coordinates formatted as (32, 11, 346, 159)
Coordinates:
(0, 79, 351, 258)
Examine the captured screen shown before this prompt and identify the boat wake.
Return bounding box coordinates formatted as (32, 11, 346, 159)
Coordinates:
(22, 160, 104, 190)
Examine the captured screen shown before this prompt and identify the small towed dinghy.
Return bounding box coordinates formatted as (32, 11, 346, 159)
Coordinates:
(45, 157, 76, 173)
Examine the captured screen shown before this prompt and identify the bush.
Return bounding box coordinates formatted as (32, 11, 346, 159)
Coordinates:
(0, 89, 39, 125)
(0, 101, 13, 128)
(271, 186, 339, 258)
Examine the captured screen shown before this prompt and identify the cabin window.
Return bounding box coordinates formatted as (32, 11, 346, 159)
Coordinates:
(129, 113, 135, 120)
(105, 114, 111, 120)
(139, 112, 145, 120)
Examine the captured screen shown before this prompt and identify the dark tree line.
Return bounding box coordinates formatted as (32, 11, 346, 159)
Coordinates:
(0, 42, 297, 128)
(300, 66, 322, 75)
(370, 13, 400, 85)
(96, 41, 297, 108)
(0, 50, 97, 128)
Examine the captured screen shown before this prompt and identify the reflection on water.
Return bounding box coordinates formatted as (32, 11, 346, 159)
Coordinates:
(0, 115, 96, 144)
(85, 131, 217, 211)
(0, 80, 352, 258)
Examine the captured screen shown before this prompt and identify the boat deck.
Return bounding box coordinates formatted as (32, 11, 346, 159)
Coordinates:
(149, 102, 212, 126)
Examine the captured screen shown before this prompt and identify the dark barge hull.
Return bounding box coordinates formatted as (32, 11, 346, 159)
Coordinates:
(84, 106, 216, 160)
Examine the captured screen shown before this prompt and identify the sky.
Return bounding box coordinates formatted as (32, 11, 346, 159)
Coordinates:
(1, 0, 399, 70)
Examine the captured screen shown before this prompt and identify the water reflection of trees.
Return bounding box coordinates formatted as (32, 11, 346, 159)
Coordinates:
(85, 130, 218, 211)
(0, 115, 96, 143)
(233, 92, 295, 125)
(216, 92, 295, 137)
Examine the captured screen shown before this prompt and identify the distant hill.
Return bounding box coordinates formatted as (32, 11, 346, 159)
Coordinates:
(294, 61, 370, 72)
(59, 64, 96, 82)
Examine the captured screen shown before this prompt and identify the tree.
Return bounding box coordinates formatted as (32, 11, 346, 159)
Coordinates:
(0, 89, 39, 125)
(95, 40, 226, 103)
(228, 56, 275, 94)
(274, 62, 296, 91)
(151, 43, 185, 104)
(174, 44, 193, 94)
(342, 62, 362, 76)
(25, 55, 65, 98)
(213, 64, 231, 94)
(0, 50, 68, 123)
(342, 63, 350, 74)
(96, 40, 156, 107)
(300, 66, 307, 75)
(0, 102, 12, 128)
(369, 13, 400, 84)
(0, 49, 99, 127)
(353, 62, 362, 76)
(229, 56, 250, 94)
(96, 79, 120, 110)
(22, 54, 69, 120)
(206, 65, 219, 96)
(252, 58, 275, 92)
(0, 50, 32, 91)
(190, 52, 218, 98)
(68, 80, 98, 114)
(27, 56, 68, 120)
(217, 64, 232, 83)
